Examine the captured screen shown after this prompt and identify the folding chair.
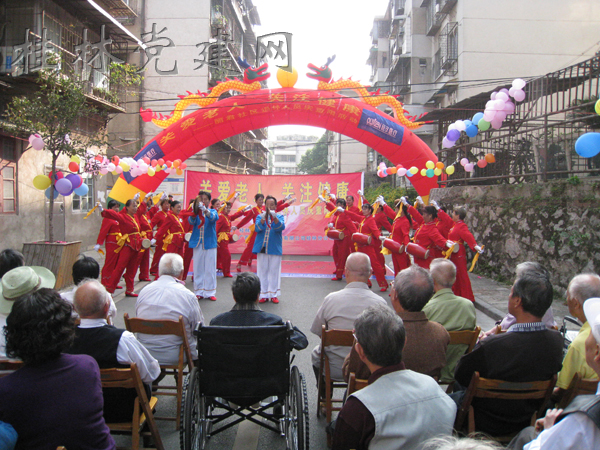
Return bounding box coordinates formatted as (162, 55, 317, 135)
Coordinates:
(556, 372, 599, 409)
(124, 313, 194, 430)
(347, 372, 369, 396)
(316, 326, 355, 438)
(443, 326, 481, 393)
(454, 372, 557, 443)
(100, 363, 164, 450)
(0, 359, 23, 378)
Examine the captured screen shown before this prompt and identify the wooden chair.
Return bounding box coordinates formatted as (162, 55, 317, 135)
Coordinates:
(316, 326, 355, 442)
(124, 313, 194, 430)
(454, 372, 557, 443)
(556, 372, 600, 409)
(347, 372, 369, 396)
(0, 359, 23, 378)
(443, 326, 481, 393)
(100, 363, 164, 450)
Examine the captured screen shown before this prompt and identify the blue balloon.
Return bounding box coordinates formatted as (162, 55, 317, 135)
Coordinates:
(74, 183, 89, 196)
(45, 187, 59, 199)
(464, 120, 473, 127)
(575, 133, 600, 158)
(472, 112, 484, 124)
(465, 124, 479, 138)
(406, 170, 414, 178)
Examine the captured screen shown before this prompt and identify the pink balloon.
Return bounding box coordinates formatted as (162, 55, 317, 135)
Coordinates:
(496, 111, 508, 121)
(496, 92, 509, 102)
(499, 88, 510, 95)
(512, 78, 526, 90)
(442, 137, 453, 148)
(490, 92, 497, 100)
(491, 118, 503, 129)
(513, 89, 526, 102)
(494, 99, 506, 110)
(503, 101, 515, 113)
(508, 87, 517, 97)
(31, 137, 45, 151)
(485, 100, 495, 110)
(99, 168, 108, 175)
(397, 168, 407, 176)
(115, 166, 123, 174)
(460, 158, 469, 166)
(483, 110, 496, 122)
(465, 163, 475, 172)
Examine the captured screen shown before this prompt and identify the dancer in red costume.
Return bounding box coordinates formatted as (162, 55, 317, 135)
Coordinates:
(380, 197, 413, 275)
(345, 203, 389, 292)
(135, 194, 154, 282)
(323, 197, 357, 281)
(94, 199, 122, 288)
(407, 197, 450, 259)
(105, 195, 143, 296)
(149, 195, 170, 277)
(154, 200, 186, 260)
(433, 203, 483, 302)
(373, 201, 392, 270)
(180, 199, 195, 281)
(215, 199, 246, 277)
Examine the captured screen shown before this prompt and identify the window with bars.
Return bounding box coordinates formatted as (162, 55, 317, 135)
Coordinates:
(72, 175, 94, 212)
(274, 154, 296, 162)
(0, 137, 17, 214)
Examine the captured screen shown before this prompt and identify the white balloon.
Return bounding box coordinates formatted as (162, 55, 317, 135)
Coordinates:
(512, 78, 526, 90)
(455, 121, 467, 131)
(107, 163, 116, 172)
(483, 110, 496, 122)
(496, 92, 509, 102)
(494, 99, 506, 110)
(448, 124, 457, 131)
(490, 92, 497, 100)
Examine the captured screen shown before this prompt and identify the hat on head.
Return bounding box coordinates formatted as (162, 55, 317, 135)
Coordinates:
(0, 266, 56, 315)
(583, 297, 600, 344)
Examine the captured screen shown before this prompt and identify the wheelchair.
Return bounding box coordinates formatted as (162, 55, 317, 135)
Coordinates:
(180, 322, 309, 450)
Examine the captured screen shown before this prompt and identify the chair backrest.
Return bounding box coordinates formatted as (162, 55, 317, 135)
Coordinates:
(0, 359, 24, 378)
(124, 313, 194, 365)
(195, 324, 292, 406)
(557, 372, 600, 409)
(320, 325, 356, 348)
(348, 372, 369, 396)
(448, 326, 481, 354)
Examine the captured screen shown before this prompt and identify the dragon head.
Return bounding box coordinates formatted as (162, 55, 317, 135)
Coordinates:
(237, 57, 270, 83)
(307, 55, 336, 82)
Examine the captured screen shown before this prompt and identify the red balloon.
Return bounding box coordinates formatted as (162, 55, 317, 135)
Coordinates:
(68, 162, 79, 172)
(157, 158, 165, 166)
(165, 160, 173, 168)
(151, 159, 158, 167)
(180, 162, 187, 170)
(143, 157, 151, 165)
(55, 171, 64, 180)
(95, 155, 103, 162)
(112, 156, 120, 165)
(477, 159, 488, 168)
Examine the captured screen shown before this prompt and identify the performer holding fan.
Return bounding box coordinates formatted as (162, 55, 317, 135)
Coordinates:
(379, 196, 412, 275)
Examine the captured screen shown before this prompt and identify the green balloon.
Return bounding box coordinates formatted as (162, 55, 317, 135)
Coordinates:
(426, 168, 435, 178)
(478, 119, 491, 131)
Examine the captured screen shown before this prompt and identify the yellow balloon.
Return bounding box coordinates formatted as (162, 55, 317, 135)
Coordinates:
(147, 168, 155, 177)
(409, 166, 418, 175)
(434, 168, 442, 176)
(276, 67, 299, 88)
(420, 168, 427, 177)
(425, 160, 435, 170)
(120, 162, 130, 172)
(33, 174, 51, 190)
(70, 155, 81, 164)
(446, 165, 455, 175)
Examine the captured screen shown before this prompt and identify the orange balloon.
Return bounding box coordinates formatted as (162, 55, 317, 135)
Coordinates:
(387, 167, 398, 174)
(485, 153, 496, 163)
(435, 162, 445, 170)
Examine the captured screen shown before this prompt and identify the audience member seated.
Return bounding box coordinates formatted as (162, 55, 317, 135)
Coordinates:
(136, 253, 204, 364)
(60, 255, 117, 323)
(452, 271, 563, 436)
(423, 435, 504, 450)
(332, 304, 456, 450)
(66, 279, 161, 423)
(0, 249, 24, 279)
(480, 262, 556, 339)
(508, 297, 600, 450)
(0, 289, 115, 450)
(210, 272, 308, 350)
(424, 258, 477, 383)
(343, 265, 450, 381)
(0, 265, 55, 358)
(310, 253, 386, 381)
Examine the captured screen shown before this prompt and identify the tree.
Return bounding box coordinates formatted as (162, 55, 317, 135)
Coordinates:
(297, 132, 329, 174)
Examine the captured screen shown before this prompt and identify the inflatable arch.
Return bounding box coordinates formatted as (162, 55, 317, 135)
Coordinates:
(108, 62, 438, 203)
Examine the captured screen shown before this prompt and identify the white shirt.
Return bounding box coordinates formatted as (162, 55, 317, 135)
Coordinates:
(135, 275, 204, 365)
(61, 287, 118, 322)
(0, 313, 6, 358)
(524, 385, 600, 450)
(78, 318, 161, 384)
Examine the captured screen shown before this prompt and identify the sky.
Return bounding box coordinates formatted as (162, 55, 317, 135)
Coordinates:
(250, 0, 390, 140)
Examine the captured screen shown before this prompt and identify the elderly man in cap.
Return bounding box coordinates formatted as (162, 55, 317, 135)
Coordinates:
(0, 266, 55, 357)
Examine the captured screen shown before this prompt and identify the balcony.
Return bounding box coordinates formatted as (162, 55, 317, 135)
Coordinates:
(440, 0, 457, 14)
(426, 1, 447, 36)
(100, 0, 138, 19)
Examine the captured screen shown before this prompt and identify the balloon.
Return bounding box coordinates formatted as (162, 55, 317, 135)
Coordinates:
(406, 170, 413, 178)
(499, 88, 510, 96)
(166, 160, 173, 168)
(420, 169, 427, 177)
(395, 164, 403, 170)
(448, 123, 457, 131)
(176, 168, 183, 176)
(512, 78, 526, 90)
(508, 87, 517, 97)
(491, 118, 503, 129)
(158, 158, 165, 166)
(436, 161, 445, 170)
(496, 92, 509, 102)
(387, 166, 397, 174)
(465, 163, 475, 172)
(478, 120, 491, 131)
(180, 163, 187, 170)
(595, 99, 600, 116)
(483, 110, 496, 122)
(426, 169, 435, 178)
(382, 168, 389, 176)
(434, 168, 442, 176)
(151, 159, 158, 167)
(464, 120, 472, 127)
(107, 163, 116, 172)
(465, 124, 479, 138)
(68, 162, 79, 172)
(378, 162, 386, 170)
(485, 153, 496, 163)
(513, 89, 526, 102)
(155, 165, 162, 172)
(115, 166, 123, 174)
(397, 168, 407, 176)
(74, 183, 89, 196)
(460, 158, 469, 166)
(494, 99, 506, 110)
(120, 162, 130, 172)
(477, 159, 488, 168)
(446, 165, 455, 175)
(70, 155, 81, 164)
(33, 175, 51, 190)
(164, 168, 172, 174)
(277, 67, 299, 88)
(55, 178, 72, 195)
(50, 171, 64, 180)
(173, 160, 181, 168)
(31, 137, 45, 150)
(29, 134, 40, 145)
(66, 173, 82, 189)
(495, 111, 508, 122)
(409, 166, 418, 175)
(425, 160, 435, 169)
(472, 112, 484, 124)
(490, 92, 497, 100)
(142, 157, 150, 164)
(95, 155, 103, 162)
(45, 186, 59, 199)
(503, 101, 515, 114)
(455, 121, 466, 132)
(148, 167, 155, 176)
(575, 132, 600, 158)
(100, 168, 108, 175)
(485, 100, 495, 110)
(442, 137, 454, 148)
(112, 156, 120, 165)
(447, 129, 460, 141)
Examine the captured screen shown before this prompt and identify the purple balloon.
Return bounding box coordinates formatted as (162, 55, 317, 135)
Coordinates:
(55, 178, 73, 195)
(447, 129, 461, 141)
(65, 173, 82, 189)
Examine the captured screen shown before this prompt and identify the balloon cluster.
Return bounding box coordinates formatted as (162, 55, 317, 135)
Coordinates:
(459, 154, 496, 173)
(32, 157, 89, 199)
(574, 99, 600, 159)
(98, 155, 188, 177)
(442, 78, 527, 148)
(377, 160, 456, 179)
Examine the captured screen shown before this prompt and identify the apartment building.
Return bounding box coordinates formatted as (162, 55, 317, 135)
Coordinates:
(269, 134, 317, 175)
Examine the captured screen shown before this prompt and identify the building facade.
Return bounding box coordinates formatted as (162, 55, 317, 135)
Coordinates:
(269, 134, 317, 175)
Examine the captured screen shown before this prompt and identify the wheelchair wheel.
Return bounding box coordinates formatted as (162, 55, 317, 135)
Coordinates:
(180, 367, 208, 450)
(286, 365, 309, 450)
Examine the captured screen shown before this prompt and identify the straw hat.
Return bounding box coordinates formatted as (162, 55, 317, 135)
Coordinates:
(0, 266, 56, 315)
(584, 297, 600, 344)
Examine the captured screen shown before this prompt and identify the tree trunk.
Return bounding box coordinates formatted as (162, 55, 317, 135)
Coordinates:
(49, 153, 57, 242)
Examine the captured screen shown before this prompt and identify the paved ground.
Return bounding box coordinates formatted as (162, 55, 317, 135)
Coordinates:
(74, 250, 570, 450)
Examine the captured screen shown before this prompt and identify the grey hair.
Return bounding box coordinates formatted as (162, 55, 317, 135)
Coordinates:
(568, 273, 600, 305)
(422, 435, 504, 450)
(512, 272, 553, 318)
(345, 252, 371, 279)
(159, 253, 184, 277)
(354, 303, 405, 367)
(73, 278, 108, 317)
(516, 261, 550, 281)
(430, 258, 457, 289)
(393, 265, 434, 312)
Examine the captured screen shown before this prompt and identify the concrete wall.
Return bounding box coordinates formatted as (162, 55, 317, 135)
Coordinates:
(429, 179, 600, 293)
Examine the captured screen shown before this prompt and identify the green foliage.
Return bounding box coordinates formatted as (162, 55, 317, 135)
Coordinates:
(364, 182, 417, 205)
(567, 175, 581, 186)
(297, 133, 328, 174)
(108, 62, 144, 89)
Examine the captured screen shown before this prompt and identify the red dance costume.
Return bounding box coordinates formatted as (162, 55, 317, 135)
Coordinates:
(382, 205, 412, 275)
(448, 221, 479, 302)
(180, 205, 195, 281)
(374, 209, 392, 270)
(346, 210, 389, 290)
(149, 209, 169, 276)
(411, 221, 448, 269)
(216, 209, 245, 277)
(106, 210, 142, 294)
(409, 206, 449, 259)
(135, 202, 153, 281)
(96, 210, 122, 287)
(325, 202, 358, 280)
(155, 211, 186, 258)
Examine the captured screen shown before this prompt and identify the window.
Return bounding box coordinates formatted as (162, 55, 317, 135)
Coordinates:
(72, 175, 94, 212)
(275, 154, 296, 163)
(0, 137, 17, 214)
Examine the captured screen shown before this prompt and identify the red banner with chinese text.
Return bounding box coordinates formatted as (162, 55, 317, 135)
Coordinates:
(185, 171, 363, 255)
